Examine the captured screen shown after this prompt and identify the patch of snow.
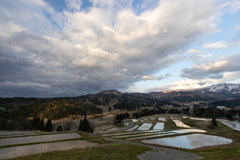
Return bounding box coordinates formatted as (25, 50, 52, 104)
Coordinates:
(207, 83, 240, 92)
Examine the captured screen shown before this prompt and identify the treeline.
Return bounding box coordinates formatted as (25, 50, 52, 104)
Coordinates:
(209, 98, 240, 108)
(1, 99, 103, 120)
(113, 99, 173, 111)
(113, 102, 137, 111)
(115, 113, 130, 124)
(78, 117, 93, 133)
(0, 116, 53, 131)
(132, 108, 167, 119)
(32, 117, 53, 132)
(0, 117, 33, 130)
(192, 107, 239, 120)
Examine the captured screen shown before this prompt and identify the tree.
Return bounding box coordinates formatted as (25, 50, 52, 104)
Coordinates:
(78, 117, 92, 133)
(57, 125, 63, 131)
(32, 116, 40, 129)
(38, 118, 45, 131)
(78, 119, 83, 131)
(212, 117, 217, 127)
(45, 118, 53, 132)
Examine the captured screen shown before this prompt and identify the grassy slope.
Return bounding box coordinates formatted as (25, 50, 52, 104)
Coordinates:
(181, 118, 240, 160)
(77, 131, 110, 144)
(10, 143, 152, 160)
(164, 115, 178, 130)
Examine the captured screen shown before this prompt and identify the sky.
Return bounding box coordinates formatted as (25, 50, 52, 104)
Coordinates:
(0, 0, 240, 97)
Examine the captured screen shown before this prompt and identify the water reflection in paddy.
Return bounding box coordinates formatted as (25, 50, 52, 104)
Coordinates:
(142, 134, 232, 149)
(153, 122, 164, 130)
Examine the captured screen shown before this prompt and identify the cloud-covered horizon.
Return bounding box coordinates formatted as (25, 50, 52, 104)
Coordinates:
(0, 0, 240, 97)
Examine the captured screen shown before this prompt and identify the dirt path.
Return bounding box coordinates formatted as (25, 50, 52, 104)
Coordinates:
(105, 138, 203, 160)
(0, 140, 98, 160)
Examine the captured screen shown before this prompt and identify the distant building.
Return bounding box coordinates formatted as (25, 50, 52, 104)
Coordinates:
(189, 106, 194, 114)
(217, 106, 226, 110)
(233, 114, 239, 119)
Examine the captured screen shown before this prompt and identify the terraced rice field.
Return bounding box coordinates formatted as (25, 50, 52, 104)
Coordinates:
(0, 132, 97, 159)
(137, 123, 153, 130)
(153, 122, 164, 130)
(126, 125, 139, 131)
(142, 134, 232, 149)
(217, 119, 240, 131)
(103, 115, 235, 150)
(0, 133, 81, 146)
(158, 117, 166, 121)
(173, 120, 191, 128)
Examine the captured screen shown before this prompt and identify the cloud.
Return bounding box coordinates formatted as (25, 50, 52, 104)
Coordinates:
(204, 42, 229, 49)
(181, 54, 240, 79)
(146, 71, 240, 92)
(141, 75, 163, 80)
(121, 68, 128, 72)
(0, 0, 221, 97)
(188, 49, 200, 53)
(65, 0, 82, 11)
(224, 0, 240, 13)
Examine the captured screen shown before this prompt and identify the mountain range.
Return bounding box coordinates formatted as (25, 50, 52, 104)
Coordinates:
(1, 83, 240, 120)
(200, 83, 240, 93)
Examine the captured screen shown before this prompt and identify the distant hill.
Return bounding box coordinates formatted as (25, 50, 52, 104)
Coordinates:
(199, 83, 240, 94)
(148, 83, 240, 102)
(1, 83, 240, 120)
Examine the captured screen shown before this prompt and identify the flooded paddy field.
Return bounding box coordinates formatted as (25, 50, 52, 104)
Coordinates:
(142, 134, 233, 149)
(153, 122, 164, 130)
(173, 120, 191, 128)
(217, 119, 240, 131)
(137, 123, 153, 130)
(0, 133, 81, 146)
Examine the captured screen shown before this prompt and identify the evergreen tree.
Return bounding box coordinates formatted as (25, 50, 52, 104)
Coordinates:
(212, 117, 217, 127)
(38, 118, 45, 131)
(82, 117, 90, 132)
(78, 117, 92, 132)
(32, 116, 40, 129)
(57, 125, 63, 131)
(78, 119, 83, 131)
(45, 118, 53, 132)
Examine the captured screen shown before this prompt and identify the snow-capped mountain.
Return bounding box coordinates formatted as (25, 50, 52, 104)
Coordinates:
(203, 83, 240, 93)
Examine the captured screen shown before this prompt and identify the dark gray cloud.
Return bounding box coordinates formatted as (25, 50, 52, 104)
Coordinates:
(0, 0, 219, 97)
